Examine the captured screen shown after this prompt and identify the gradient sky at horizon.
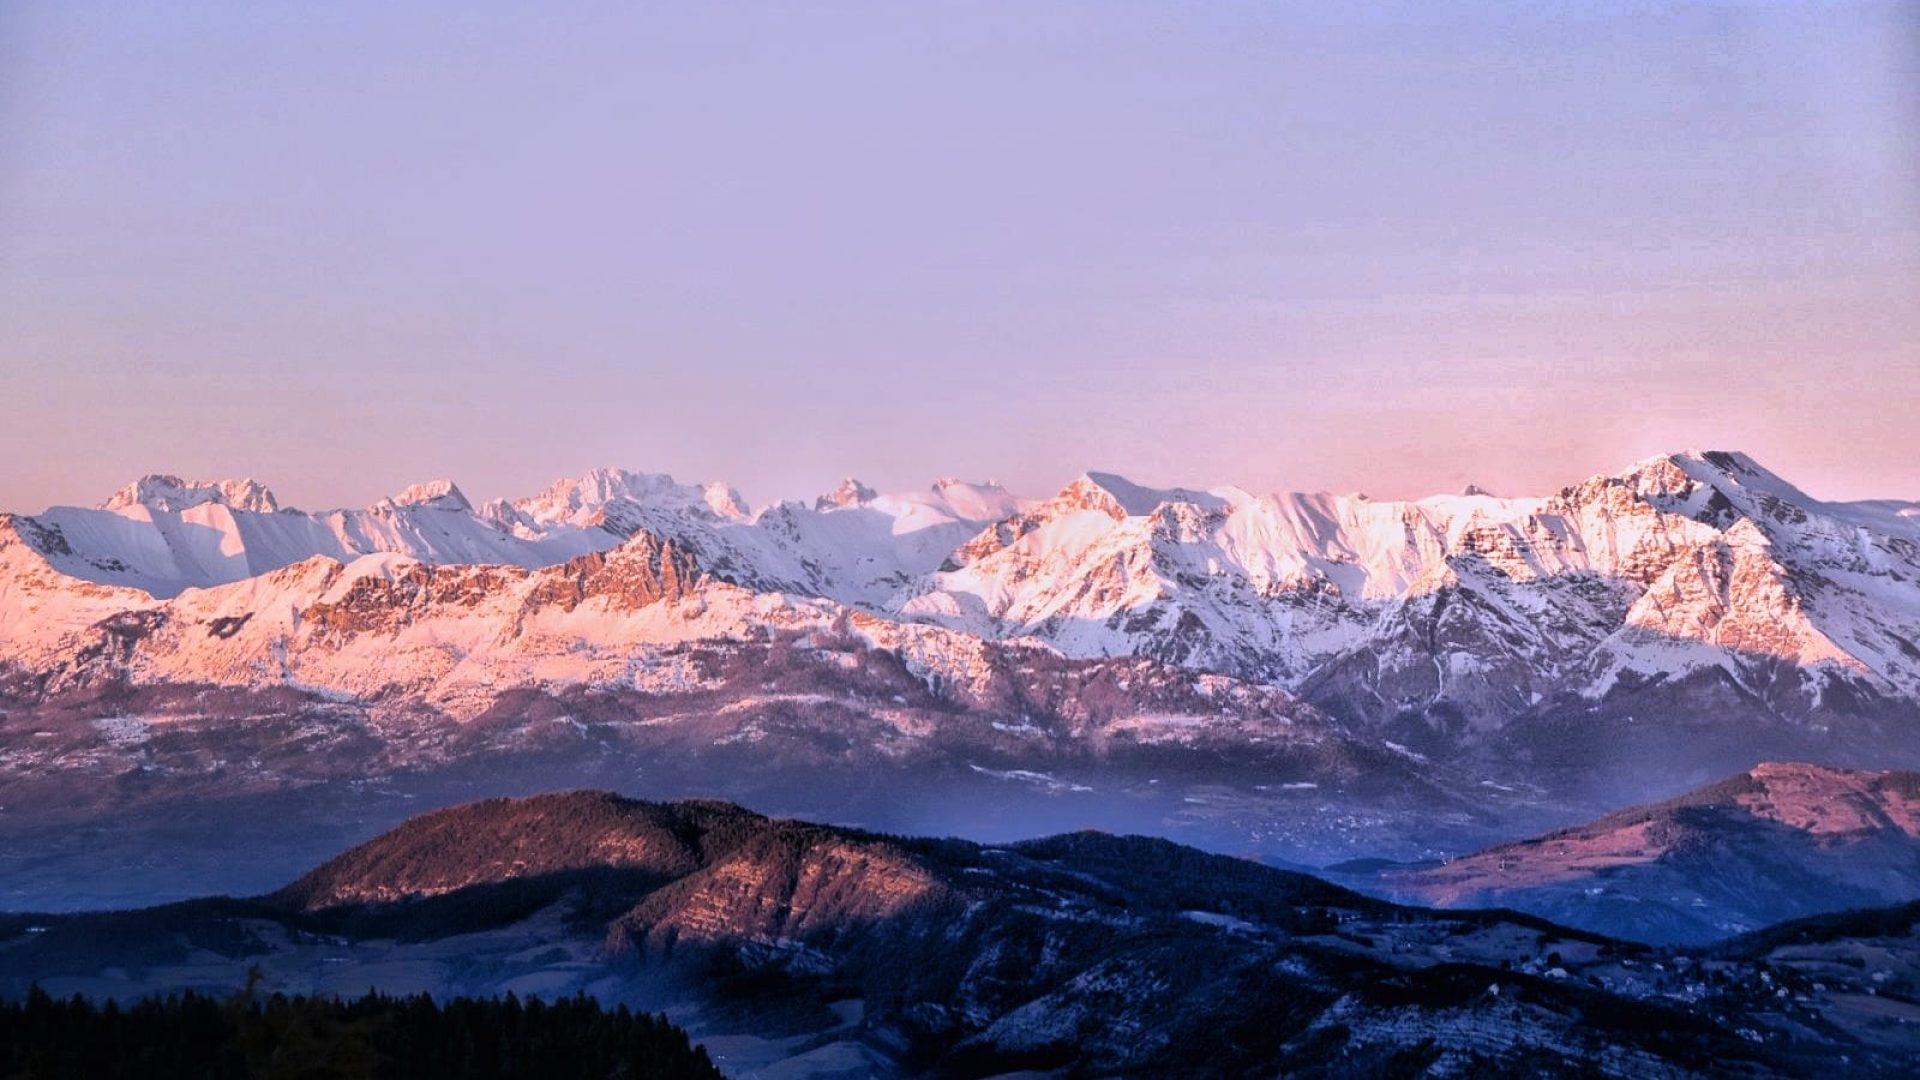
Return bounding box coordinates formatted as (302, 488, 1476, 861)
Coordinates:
(2, 1, 1916, 514)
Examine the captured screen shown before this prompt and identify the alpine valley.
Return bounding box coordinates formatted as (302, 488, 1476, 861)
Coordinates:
(3, 449, 1919, 929)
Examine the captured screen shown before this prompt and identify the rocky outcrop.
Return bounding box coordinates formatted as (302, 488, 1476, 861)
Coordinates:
(519, 532, 703, 615)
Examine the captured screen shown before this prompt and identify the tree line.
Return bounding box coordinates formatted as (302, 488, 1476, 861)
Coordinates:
(1, 981, 725, 1079)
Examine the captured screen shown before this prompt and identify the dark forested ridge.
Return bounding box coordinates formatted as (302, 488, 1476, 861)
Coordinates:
(8, 792, 1920, 1077)
(0, 983, 723, 1080)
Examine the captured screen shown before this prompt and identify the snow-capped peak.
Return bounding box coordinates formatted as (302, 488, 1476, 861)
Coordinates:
(101, 475, 280, 515)
(816, 478, 877, 511)
(1066, 472, 1229, 517)
(513, 467, 749, 526)
(702, 483, 751, 521)
(1602, 450, 1836, 533)
(924, 478, 1023, 522)
(1668, 449, 1814, 505)
(388, 479, 472, 512)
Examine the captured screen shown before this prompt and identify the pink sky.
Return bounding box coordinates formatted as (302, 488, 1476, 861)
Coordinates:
(3, 2, 1915, 512)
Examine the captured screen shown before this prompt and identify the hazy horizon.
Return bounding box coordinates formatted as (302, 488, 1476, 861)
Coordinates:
(4, 2, 1916, 512)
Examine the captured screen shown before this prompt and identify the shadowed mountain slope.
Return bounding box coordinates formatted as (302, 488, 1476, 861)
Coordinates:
(1377, 763, 1920, 944)
(7, 792, 1913, 1076)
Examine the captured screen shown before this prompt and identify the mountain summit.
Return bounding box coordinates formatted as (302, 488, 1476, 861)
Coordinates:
(99, 474, 280, 515)
(387, 479, 472, 512)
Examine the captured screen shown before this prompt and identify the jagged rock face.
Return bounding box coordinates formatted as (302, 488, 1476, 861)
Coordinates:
(302, 562, 527, 642)
(815, 477, 877, 510)
(101, 475, 281, 515)
(1620, 525, 1848, 668)
(0, 514, 73, 558)
(1377, 763, 1920, 944)
(612, 828, 952, 950)
(518, 534, 703, 615)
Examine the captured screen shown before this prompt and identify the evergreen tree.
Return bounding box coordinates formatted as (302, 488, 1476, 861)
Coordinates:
(0, 984, 724, 1079)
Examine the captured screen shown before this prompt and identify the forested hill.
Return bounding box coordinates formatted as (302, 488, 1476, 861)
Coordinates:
(0, 985, 725, 1079)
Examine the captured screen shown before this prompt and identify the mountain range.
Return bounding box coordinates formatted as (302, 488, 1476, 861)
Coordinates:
(3, 450, 1918, 912)
(7, 451, 1917, 735)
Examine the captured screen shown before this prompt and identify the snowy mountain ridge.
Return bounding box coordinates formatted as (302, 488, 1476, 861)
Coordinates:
(3, 450, 1918, 751)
